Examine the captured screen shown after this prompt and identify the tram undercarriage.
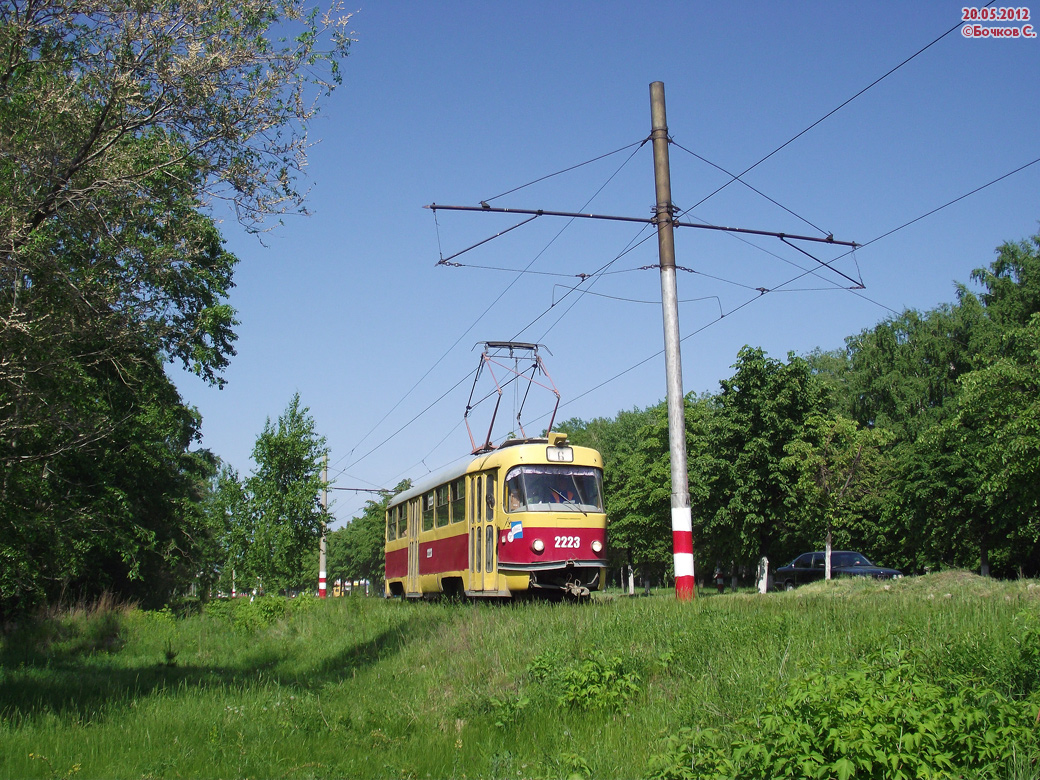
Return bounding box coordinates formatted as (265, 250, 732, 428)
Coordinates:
(526, 564, 601, 599)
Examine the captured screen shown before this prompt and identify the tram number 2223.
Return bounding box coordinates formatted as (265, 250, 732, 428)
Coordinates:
(554, 535, 581, 549)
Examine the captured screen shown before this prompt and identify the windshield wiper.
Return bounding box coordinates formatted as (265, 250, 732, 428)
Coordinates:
(550, 488, 587, 517)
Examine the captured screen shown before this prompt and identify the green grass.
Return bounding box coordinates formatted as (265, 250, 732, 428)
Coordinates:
(1, 573, 1039, 779)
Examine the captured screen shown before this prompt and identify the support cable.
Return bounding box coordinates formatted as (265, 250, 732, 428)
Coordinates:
(481, 138, 649, 203)
(671, 140, 829, 236)
(341, 15, 1023, 486)
(832, 154, 1040, 262)
(406, 153, 1037, 471)
(334, 142, 646, 473)
(683, 9, 979, 215)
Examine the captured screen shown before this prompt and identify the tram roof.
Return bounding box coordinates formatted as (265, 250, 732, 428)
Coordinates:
(385, 436, 601, 509)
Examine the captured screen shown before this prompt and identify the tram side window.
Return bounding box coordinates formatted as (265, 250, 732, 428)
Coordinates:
(386, 508, 396, 541)
(422, 492, 435, 531)
(450, 478, 465, 523)
(435, 485, 450, 527)
(398, 504, 408, 538)
(506, 473, 525, 512)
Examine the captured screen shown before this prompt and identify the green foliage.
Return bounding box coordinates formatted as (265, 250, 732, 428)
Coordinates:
(602, 401, 674, 576)
(0, 350, 224, 616)
(781, 414, 893, 556)
(0, 0, 351, 618)
(201, 593, 322, 631)
(221, 394, 329, 595)
(487, 691, 531, 729)
(555, 651, 642, 711)
(952, 314, 1040, 563)
(2, 577, 1040, 778)
(521, 649, 642, 712)
(697, 347, 828, 566)
(649, 647, 1040, 780)
(564, 227, 1040, 581)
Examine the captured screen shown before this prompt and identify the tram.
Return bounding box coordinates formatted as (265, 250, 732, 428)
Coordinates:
(384, 432, 607, 599)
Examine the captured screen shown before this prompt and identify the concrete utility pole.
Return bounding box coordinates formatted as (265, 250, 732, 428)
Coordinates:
(650, 81, 695, 601)
(319, 455, 328, 598)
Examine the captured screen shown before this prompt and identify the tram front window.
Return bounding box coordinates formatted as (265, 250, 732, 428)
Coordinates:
(505, 466, 603, 513)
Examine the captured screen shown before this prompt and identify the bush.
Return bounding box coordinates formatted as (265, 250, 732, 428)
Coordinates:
(649, 648, 1040, 780)
(201, 594, 321, 631)
(522, 649, 642, 712)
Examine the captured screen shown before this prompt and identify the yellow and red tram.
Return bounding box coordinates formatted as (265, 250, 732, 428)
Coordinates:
(384, 432, 607, 599)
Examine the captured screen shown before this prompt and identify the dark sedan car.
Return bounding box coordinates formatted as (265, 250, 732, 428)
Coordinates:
(774, 551, 902, 590)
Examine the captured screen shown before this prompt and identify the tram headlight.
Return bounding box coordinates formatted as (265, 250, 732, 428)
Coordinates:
(531, 539, 545, 554)
(591, 540, 603, 554)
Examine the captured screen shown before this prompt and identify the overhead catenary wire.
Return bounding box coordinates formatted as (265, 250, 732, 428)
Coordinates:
(555, 152, 1040, 414)
(550, 284, 724, 311)
(832, 154, 1040, 261)
(427, 204, 858, 248)
(670, 140, 830, 237)
(333, 3, 1022, 511)
(357, 149, 1034, 500)
(418, 256, 836, 471)
(682, 5, 987, 216)
(347, 147, 1034, 500)
(480, 138, 649, 204)
(332, 141, 648, 477)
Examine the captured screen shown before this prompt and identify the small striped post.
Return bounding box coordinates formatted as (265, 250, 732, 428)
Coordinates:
(319, 455, 328, 598)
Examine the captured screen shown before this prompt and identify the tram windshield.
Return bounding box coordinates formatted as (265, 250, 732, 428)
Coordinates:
(504, 465, 604, 513)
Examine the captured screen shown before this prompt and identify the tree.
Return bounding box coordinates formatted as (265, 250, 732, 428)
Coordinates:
(700, 347, 827, 567)
(840, 304, 982, 440)
(208, 463, 250, 595)
(558, 407, 657, 473)
(2, 0, 351, 462)
(833, 299, 988, 574)
(971, 232, 1040, 330)
(949, 314, 1040, 575)
(781, 414, 893, 565)
(835, 233, 1040, 576)
(0, 350, 224, 615)
(229, 394, 329, 594)
(604, 402, 674, 583)
(0, 0, 352, 239)
(0, 0, 351, 614)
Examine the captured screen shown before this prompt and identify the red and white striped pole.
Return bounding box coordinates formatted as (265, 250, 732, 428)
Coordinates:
(672, 508, 695, 599)
(651, 81, 696, 600)
(319, 455, 328, 598)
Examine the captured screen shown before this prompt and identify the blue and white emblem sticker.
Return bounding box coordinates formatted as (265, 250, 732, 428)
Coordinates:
(507, 520, 523, 542)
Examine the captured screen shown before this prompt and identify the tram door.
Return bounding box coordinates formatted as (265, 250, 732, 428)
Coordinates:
(469, 471, 498, 592)
(406, 500, 420, 595)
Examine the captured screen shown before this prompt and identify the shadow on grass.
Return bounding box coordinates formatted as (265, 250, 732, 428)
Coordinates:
(0, 607, 441, 722)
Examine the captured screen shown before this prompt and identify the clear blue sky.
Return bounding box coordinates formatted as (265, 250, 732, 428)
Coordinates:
(173, 1, 1040, 526)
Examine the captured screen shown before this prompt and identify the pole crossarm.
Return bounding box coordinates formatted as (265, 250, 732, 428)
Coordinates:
(424, 203, 858, 248)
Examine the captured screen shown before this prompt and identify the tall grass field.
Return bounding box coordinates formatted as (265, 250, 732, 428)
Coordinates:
(2, 573, 1039, 779)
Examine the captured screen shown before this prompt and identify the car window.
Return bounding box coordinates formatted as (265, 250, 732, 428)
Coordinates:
(834, 552, 872, 567)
